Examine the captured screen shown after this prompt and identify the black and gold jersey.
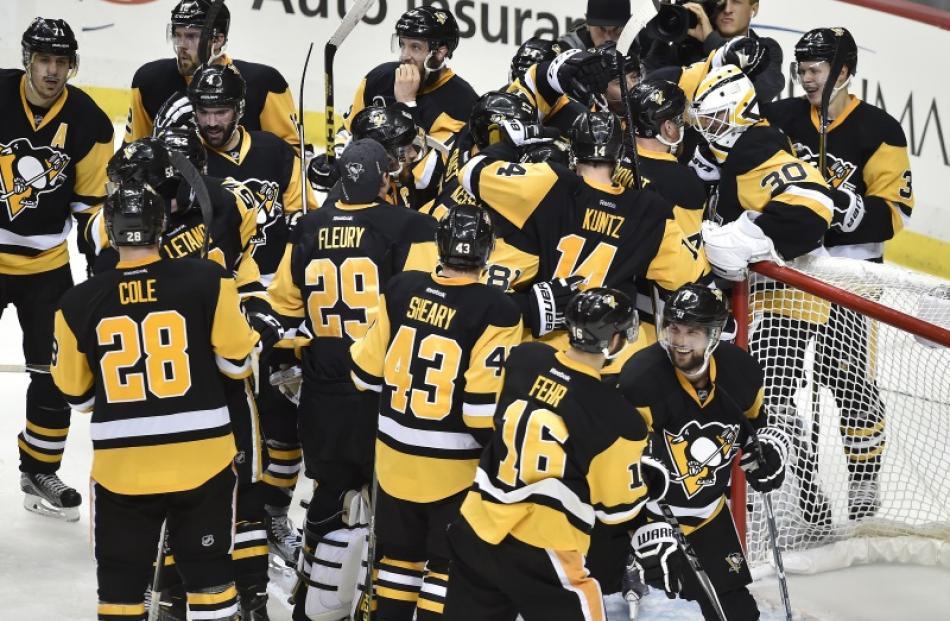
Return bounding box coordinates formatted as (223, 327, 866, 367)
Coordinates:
(462, 342, 651, 554)
(344, 62, 477, 144)
(91, 176, 258, 280)
(714, 122, 835, 260)
(124, 56, 298, 148)
(267, 199, 439, 384)
(505, 63, 591, 135)
(765, 95, 914, 261)
(618, 342, 765, 533)
(204, 127, 314, 284)
(51, 256, 258, 495)
(0, 70, 112, 275)
(350, 269, 523, 503)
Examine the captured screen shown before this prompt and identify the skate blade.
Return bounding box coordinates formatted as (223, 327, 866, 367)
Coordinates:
(23, 493, 80, 522)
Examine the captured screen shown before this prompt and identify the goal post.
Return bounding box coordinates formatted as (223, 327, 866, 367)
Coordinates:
(729, 255, 950, 576)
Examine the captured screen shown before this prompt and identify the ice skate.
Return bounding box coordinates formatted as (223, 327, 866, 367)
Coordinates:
(622, 556, 649, 620)
(848, 476, 881, 520)
(20, 472, 81, 522)
(267, 506, 302, 567)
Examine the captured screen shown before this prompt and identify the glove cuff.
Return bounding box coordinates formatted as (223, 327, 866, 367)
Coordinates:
(547, 48, 583, 95)
(633, 522, 676, 551)
(531, 281, 558, 337)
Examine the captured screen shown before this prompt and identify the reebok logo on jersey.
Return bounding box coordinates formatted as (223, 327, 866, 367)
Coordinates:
(201, 535, 215, 547)
(0, 138, 70, 220)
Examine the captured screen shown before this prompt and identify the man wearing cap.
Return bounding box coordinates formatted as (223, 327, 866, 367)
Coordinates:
(559, 0, 632, 51)
(266, 138, 440, 620)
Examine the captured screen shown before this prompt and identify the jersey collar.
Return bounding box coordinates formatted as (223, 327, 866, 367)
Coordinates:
(333, 199, 382, 211)
(431, 269, 478, 287)
(116, 255, 163, 269)
(637, 145, 678, 162)
(809, 95, 860, 134)
(582, 177, 625, 195)
(207, 126, 251, 165)
(555, 351, 601, 380)
(19, 74, 69, 133)
(183, 54, 234, 85)
(420, 68, 455, 95)
(674, 355, 718, 409)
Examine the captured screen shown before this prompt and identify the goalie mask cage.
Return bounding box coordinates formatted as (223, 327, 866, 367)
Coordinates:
(730, 255, 950, 576)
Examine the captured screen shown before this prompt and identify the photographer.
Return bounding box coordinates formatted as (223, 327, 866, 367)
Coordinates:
(558, 0, 631, 51)
(639, 0, 784, 102)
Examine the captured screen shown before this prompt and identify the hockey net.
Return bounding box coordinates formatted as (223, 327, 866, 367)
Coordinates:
(731, 255, 950, 575)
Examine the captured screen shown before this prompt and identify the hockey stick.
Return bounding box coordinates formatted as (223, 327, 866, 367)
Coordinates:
(299, 42, 314, 214)
(0, 363, 49, 374)
(325, 0, 377, 166)
(147, 520, 168, 621)
(654, 498, 729, 621)
(168, 152, 213, 259)
(360, 473, 379, 621)
(818, 33, 845, 181)
(616, 50, 643, 190)
(616, 0, 656, 63)
(197, 0, 226, 67)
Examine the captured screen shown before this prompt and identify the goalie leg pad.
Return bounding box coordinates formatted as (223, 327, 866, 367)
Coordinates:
(302, 526, 368, 620)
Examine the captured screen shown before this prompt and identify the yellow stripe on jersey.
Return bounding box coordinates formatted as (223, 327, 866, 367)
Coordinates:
(343, 78, 368, 133)
(677, 54, 716, 102)
(746, 387, 765, 421)
(0, 244, 69, 275)
(462, 321, 524, 426)
(187, 585, 238, 606)
(673, 204, 704, 238)
(350, 293, 391, 388)
(864, 142, 914, 233)
(73, 137, 113, 205)
(222, 178, 260, 249)
(98, 602, 147, 616)
(51, 309, 95, 410)
(736, 151, 834, 223)
(586, 436, 650, 525)
(281, 150, 313, 216)
(267, 244, 305, 318)
(636, 406, 654, 431)
(505, 64, 570, 123)
(211, 276, 259, 369)
(376, 439, 479, 503)
(644, 218, 710, 291)
(402, 241, 440, 273)
(124, 87, 151, 144)
(461, 159, 559, 229)
(93, 433, 236, 495)
(234, 252, 262, 290)
(549, 550, 606, 621)
(482, 239, 539, 292)
(429, 111, 466, 145)
(261, 88, 300, 149)
(461, 491, 592, 554)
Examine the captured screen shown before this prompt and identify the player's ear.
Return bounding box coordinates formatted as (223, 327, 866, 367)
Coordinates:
(837, 65, 850, 86)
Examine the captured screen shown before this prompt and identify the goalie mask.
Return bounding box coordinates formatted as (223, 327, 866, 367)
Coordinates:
(437, 203, 495, 270)
(658, 284, 729, 379)
(688, 65, 760, 163)
(350, 106, 426, 174)
(105, 181, 167, 248)
(565, 288, 638, 360)
(470, 91, 537, 150)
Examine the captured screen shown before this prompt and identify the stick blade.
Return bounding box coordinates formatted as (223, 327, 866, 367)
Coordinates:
(327, 0, 377, 49)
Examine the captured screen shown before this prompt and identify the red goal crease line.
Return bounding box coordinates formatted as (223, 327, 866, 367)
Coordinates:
(838, 0, 950, 30)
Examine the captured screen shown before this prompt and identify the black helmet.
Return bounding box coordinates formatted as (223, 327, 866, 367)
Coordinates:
(509, 37, 561, 83)
(520, 138, 571, 167)
(662, 284, 729, 330)
(437, 203, 494, 270)
(105, 181, 167, 247)
(629, 79, 687, 139)
(156, 126, 208, 172)
(153, 91, 196, 134)
(188, 64, 245, 115)
(22, 18, 78, 70)
(569, 111, 623, 164)
(470, 91, 536, 150)
(395, 6, 460, 55)
(351, 106, 426, 171)
(795, 27, 858, 77)
(107, 138, 180, 200)
(565, 288, 638, 355)
(170, 0, 230, 37)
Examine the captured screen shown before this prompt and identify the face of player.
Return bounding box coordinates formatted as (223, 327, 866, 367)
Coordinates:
(660, 117, 685, 146)
(27, 53, 72, 102)
(589, 25, 623, 48)
(170, 26, 224, 76)
(666, 322, 711, 376)
(715, 0, 757, 38)
(397, 37, 447, 75)
(606, 70, 639, 114)
(195, 105, 237, 149)
(796, 60, 849, 107)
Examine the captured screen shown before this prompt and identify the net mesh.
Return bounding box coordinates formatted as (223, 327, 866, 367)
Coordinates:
(738, 255, 950, 571)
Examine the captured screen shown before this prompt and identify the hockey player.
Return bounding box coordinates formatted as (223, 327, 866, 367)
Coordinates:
(442, 287, 665, 621)
(1, 17, 113, 521)
(124, 0, 298, 148)
(508, 37, 561, 85)
(459, 110, 709, 371)
(265, 139, 440, 620)
(761, 27, 913, 520)
(619, 284, 788, 621)
(51, 179, 259, 621)
(349, 203, 524, 620)
(344, 6, 477, 145)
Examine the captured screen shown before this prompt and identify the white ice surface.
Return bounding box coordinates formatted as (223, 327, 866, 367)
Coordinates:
(1, 235, 948, 620)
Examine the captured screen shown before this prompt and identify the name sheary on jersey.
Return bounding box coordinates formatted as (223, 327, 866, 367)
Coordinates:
(406, 296, 457, 330)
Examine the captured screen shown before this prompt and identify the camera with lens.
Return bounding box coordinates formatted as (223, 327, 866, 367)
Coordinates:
(649, 0, 725, 44)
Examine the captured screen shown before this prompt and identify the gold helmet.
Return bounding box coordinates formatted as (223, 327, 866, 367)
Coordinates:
(688, 65, 760, 163)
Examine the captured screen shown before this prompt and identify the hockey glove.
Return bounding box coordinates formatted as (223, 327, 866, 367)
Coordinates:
(688, 143, 721, 183)
(243, 297, 285, 358)
(701, 213, 779, 281)
(640, 454, 672, 502)
(526, 275, 585, 337)
(712, 36, 770, 78)
(269, 364, 303, 406)
(153, 91, 193, 132)
(740, 426, 790, 493)
(547, 49, 612, 106)
(308, 152, 341, 192)
(632, 521, 682, 597)
(831, 187, 866, 233)
(499, 120, 559, 148)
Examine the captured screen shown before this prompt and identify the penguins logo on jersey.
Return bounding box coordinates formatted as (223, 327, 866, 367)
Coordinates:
(725, 552, 745, 574)
(792, 142, 857, 191)
(0, 138, 70, 220)
(665, 420, 739, 498)
(238, 178, 282, 248)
